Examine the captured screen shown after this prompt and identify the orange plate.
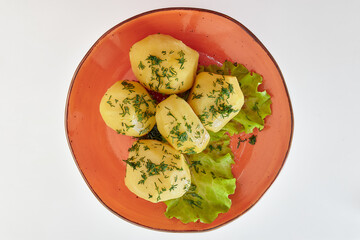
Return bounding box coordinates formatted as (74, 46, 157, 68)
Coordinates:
(65, 8, 293, 232)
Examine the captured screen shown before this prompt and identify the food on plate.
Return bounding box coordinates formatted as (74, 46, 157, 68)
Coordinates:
(99, 30, 272, 223)
(99, 80, 156, 137)
(164, 61, 272, 223)
(187, 72, 244, 132)
(129, 34, 199, 94)
(155, 94, 210, 154)
(124, 139, 191, 203)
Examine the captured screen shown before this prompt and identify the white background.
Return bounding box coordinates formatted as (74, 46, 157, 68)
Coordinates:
(1, 0, 359, 239)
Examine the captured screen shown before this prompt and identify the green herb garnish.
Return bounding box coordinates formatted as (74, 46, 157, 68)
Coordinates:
(176, 50, 186, 69)
(248, 135, 257, 145)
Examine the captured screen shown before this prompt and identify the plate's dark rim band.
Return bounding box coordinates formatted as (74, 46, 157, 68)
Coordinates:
(64, 7, 294, 233)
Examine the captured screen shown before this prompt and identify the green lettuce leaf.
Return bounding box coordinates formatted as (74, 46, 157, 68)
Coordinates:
(165, 132, 235, 223)
(164, 61, 272, 224)
(198, 61, 272, 134)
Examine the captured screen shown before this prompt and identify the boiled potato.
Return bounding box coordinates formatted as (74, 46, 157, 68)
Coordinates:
(187, 72, 244, 132)
(156, 95, 210, 154)
(124, 140, 191, 203)
(129, 34, 199, 94)
(99, 80, 156, 137)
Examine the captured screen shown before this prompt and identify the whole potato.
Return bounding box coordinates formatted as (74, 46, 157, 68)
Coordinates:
(99, 80, 156, 137)
(187, 72, 244, 132)
(129, 34, 199, 94)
